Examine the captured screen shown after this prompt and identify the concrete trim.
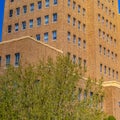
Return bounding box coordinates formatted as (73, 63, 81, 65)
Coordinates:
(0, 36, 63, 54)
(103, 81, 120, 88)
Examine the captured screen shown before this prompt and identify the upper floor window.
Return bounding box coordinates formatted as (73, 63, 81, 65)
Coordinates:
(73, 55, 76, 64)
(116, 71, 118, 79)
(53, 13, 57, 22)
(83, 59, 87, 69)
(15, 23, 19, 31)
(44, 32, 48, 42)
(82, 8, 86, 16)
(67, 32, 71, 41)
(73, 35, 76, 44)
(23, 5, 27, 14)
(6, 55, 10, 67)
(98, 14, 100, 21)
(78, 21, 81, 29)
(52, 30, 57, 40)
(36, 34, 41, 40)
(29, 19, 33, 28)
(97, 0, 100, 6)
(78, 5, 80, 13)
(68, 0, 70, 6)
(53, 0, 57, 5)
(37, 17, 41, 26)
(78, 38, 81, 46)
(8, 25, 12, 33)
(30, 3, 34, 12)
(45, 15, 49, 24)
(78, 57, 82, 65)
(112, 69, 114, 78)
(100, 64, 102, 72)
(38, 1, 42, 9)
(16, 7, 20, 16)
(22, 21, 26, 30)
(83, 24, 86, 32)
(9, 9, 13, 17)
(10, 0, 14, 2)
(73, 18, 76, 26)
(45, 0, 50, 7)
(73, 1, 76, 10)
(68, 14, 71, 23)
(83, 40, 86, 49)
(15, 53, 20, 66)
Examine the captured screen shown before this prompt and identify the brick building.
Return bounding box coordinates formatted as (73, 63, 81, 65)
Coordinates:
(1, 0, 120, 119)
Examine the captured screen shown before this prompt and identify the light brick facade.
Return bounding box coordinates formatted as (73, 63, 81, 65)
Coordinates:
(1, 0, 120, 119)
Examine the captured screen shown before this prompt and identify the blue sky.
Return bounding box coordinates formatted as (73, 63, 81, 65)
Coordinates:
(0, 0, 5, 41)
(0, 0, 120, 41)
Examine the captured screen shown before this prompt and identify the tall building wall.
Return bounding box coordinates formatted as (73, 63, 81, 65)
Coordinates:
(2, 0, 120, 119)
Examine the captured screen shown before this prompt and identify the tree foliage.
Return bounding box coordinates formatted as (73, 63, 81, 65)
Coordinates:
(0, 55, 111, 120)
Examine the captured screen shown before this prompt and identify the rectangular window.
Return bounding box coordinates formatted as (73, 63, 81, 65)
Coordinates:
(10, 0, 14, 2)
(45, 0, 50, 7)
(22, 21, 26, 30)
(73, 55, 76, 64)
(104, 66, 107, 74)
(53, 13, 57, 22)
(78, 21, 81, 29)
(30, 3, 34, 11)
(45, 15, 49, 24)
(73, 18, 76, 26)
(78, 5, 80, 13)
(37, 17, 41, 26)
(116, 71, 118, 79)
(83, 24, 86, 32)
(78, 38, 81, 46)
(16, 7, 20, 16)
(36, 34, 40, 40)
(78, 88, 82, 101)
(15, 23, 19, 31)
(52, 30, 57, 40)
(29, 19, 33, 28)
(73, 35, 76, 44)
(98, 14, 100, 21)
(44, 32, 48, 42)
(100, 64, 102, 72)
(9, 9, 13, 17)
(53, 0, 57, 5)
(73, 1, 76, 9)
(67, 32, 71, 41)
(108, 68, 111, 76)
(38, 1, 42, 9)
(8, 25, 12, 33)
(6, 55, 10, 67)
(68, 0, 70, 6)
(68, 14, 70, 23)
(78, 57, 82, 65)
(23, 5, 27, 14)
(112, 70, 114, 78)
(99, 45, 102, 53)
(83, 40, 86, 49)
(83, 59, 86, 69)
(15, 53, 20, 66)
(82, 8, 86, 16)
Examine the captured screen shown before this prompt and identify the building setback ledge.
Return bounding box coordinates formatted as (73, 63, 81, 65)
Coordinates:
(0, 36, 63, 54)
(103, 81, 120, 88)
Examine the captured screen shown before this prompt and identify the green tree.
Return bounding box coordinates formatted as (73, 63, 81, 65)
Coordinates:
(0, 55, 109, 120)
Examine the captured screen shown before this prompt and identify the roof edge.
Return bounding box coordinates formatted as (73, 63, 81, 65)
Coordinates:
(0, 36, 63, 54)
